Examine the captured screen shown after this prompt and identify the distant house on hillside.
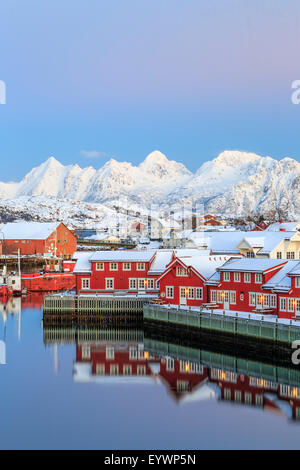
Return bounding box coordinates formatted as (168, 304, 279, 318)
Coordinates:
(0, 222, 77, 258)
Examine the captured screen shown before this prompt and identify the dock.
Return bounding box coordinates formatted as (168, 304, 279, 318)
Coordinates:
(43, 293, 157, 317)
(143, 303, 300, 345)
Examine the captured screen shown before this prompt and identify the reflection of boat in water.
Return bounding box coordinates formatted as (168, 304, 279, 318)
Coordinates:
(21, 272, 75, 292)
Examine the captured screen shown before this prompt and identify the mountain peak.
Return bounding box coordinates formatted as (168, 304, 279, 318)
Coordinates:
(214, 150, 263, 167)
(142, 150, 169, 166)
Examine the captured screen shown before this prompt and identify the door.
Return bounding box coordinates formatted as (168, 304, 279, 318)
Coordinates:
(223, 291, 229, 310)
(180, 287, 187, 305)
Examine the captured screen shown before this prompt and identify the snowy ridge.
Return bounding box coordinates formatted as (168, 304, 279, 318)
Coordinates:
(1, 150, 300, 218)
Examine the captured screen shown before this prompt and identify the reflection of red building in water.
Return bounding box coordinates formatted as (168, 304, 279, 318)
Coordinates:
(74, 342, 300, 421)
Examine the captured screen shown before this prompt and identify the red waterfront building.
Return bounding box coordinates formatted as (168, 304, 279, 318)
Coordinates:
(0, 222, 77, 258)
(157, 255, 232, 307)
(205, 258, 300, 318)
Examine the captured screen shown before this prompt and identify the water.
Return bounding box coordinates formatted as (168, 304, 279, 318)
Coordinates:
(1, 294, 300, 450)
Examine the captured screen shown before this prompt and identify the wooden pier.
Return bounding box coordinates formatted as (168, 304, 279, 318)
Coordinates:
(43, 293, 156, 316)
(143, 304, 300, 345)
(43, 325, 144, 344)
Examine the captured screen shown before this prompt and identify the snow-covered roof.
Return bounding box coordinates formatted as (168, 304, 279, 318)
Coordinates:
(0, 222, 60, 240)
(205, 270, 221, 285)
(73, 252, 92, 274)
(89, 250, 155, 263)
(218, 258, 287, 273)
(286, 262, 300, 276)
(266, 222, 300, 232)
(263, 260, 300, 291)
(188, 230, 297, 255)
(148, 250, 173, 275)
(178, 255, 230, 280)
(173, 249, 206, 258)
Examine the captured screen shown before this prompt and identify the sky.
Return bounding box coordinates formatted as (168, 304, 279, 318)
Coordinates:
(1, 0, 300, 180)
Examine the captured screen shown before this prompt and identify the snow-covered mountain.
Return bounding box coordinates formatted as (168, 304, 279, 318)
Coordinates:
(1, 149, 300, 221)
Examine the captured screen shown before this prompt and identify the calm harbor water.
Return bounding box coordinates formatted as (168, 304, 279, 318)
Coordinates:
(1, 294, 300, 450)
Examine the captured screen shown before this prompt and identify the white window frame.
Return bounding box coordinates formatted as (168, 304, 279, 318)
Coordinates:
(230, 291, 236, 305)
(123, 262, 131, 271)
(81, 278, 90, 290)
(96, 262, 104, 271)
(255, 273, 262, 284)
(211, 290, 216, 303)
(244, 272, 251, 283)
(249, 292, 256, 306)
(187, 287, 195, 299)
(137, 262, 145, 271)
(129, 278, 137, 290)
(109, 262, 118, 271)
(147, 278, 155, 290)
(234, 272, 241, 282)
(223, 272, 230, 282)
(196, 287, 203, 300)
(296, 278, 300, 288)
(176, 266, 188, 277)
(166, 286, 174, 299)
(105, 278, 114, 290)
(280, 297, 286, 312)
(138, 278, 146, 290)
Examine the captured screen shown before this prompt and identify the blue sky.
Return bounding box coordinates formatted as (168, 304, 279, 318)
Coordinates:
(0, 0, 300, 180)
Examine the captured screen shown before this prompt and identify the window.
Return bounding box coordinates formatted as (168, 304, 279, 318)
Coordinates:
(234, 272, 241, 282)
(255, 394, 263, 407)
(244, 273, 251, 283)
(270, 295, 277, 308)
(137, 262, 145, 271)
(255, 273, 262, 284)
(166, 286, 174, 299)
(110, 262, 118, 271)
(234, 391, 242, 402)
(177, 381, 189, 392)
(129, 278, 137, 290)
(287, 251, 295, 259)
(211, 290, 216, 303)
(129, 347, 137, 360)
(280, 297, 286, 311)
(245, 393, 252, 405)
(249, 293, 256, 306)
(166, 357, 174, 371)
(82, 346, 90, 359)
(110, 365, 119, 375)
(96, 364, 105, 375)
(188, 288, 194, 299)
(147, 279, 155, 290)
(176, 266, 188, 276)
(288, 298, 295, 312)
(96, 262, 104, 270)
(106, 347, 114, 359)
(81, 278, 90, 289)
(246, 251, 255, 258)
(217, 291, 223, 303)
(230, 291, 236, 304)
(296, 278, 300, 288)
(277, 252, 282, 259)
(105, 278, 114, 290)
(224, 388, 231, 400)
(196, 288, 203, 300)
(137, 365, 146, 375)
(263, 294, 269, 307)
(138, 278, 146, 290)
(223, 272, 230, 282)
(123, 365, 132, 375)
(123, 262, 131, 271)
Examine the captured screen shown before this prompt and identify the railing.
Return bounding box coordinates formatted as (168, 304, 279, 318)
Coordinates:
(143, 304, 300, 344)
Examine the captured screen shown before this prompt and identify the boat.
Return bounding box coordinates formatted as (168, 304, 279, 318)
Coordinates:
(21, 271, 75, 292)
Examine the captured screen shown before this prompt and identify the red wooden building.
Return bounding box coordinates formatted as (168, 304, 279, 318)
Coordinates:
(157, 255, 231, 307)
(205, 258, 291, 315)
(0, 222, 77, 258)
